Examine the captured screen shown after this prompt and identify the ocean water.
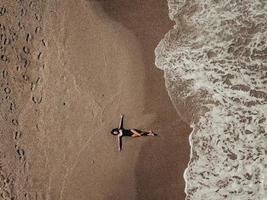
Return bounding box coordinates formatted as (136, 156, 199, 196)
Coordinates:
(155, 1, 267, 199)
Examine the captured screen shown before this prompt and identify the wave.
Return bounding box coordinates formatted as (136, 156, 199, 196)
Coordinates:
(155, 0, 267, 199)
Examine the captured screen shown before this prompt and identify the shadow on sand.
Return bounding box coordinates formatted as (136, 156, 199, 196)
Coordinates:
(93, 0, 192, 199)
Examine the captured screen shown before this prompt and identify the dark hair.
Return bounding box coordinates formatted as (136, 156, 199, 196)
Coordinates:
(111, 128, 119, 135)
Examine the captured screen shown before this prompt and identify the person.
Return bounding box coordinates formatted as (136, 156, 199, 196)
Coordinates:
(111, 114, 157, 151)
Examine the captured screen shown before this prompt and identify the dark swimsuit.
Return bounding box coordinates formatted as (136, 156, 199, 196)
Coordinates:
(120, 128, 141, 137)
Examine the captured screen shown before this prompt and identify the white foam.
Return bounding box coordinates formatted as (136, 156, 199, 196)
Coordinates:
(155, 0, 267, 199)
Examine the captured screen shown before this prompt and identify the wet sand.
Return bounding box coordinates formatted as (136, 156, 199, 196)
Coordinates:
(0, 0, 191, 199)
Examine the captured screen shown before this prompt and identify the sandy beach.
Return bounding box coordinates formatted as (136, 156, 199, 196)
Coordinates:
(3, 0, 265, 199)
(0, 0, 191, 199)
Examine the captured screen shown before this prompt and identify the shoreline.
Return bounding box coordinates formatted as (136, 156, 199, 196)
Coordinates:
(95, 1, 192, 199)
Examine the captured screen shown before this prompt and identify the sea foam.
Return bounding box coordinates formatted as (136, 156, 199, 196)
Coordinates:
(155, 1, 267, 199)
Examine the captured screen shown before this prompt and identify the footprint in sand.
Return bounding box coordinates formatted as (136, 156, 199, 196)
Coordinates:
(41, 39, 47, 47)
(37, 52, 42, 60)
(0, 7, 7, 16)
(35, 27, 41, 34)
(12, 119, 19, 126)
(10, 102, 16, 112)
(22, 74, 29, 81)
(2, 69, 8, 78)
(14, 130, 22, 140)
(15, 146, 25, 160)
(22, 59, 30, 68)
(35, 13, 41, 21)
(1, 55, 8, 62)
(29, 1, 35, 8)
(18, 21, 25, 30)
(0, 23, 6, 31)
(4, 87, 11, 94)
(26, 33, 33, 43)
(3, 37, 9, 45)
(20, 8, 26, 17)
(30, 82, 36, 91)
(31, 77, 41, 91)
(32, 95, 42, 104)
(23, 46, 30, 54)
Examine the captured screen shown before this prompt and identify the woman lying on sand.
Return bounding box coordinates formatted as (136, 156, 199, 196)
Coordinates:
(111, 114, 157, 151)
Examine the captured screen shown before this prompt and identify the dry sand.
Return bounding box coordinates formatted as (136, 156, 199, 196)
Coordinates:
(0, 0, 191, 199)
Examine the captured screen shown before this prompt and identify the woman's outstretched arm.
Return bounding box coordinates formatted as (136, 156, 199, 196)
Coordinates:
(118, 135, 122, 151)
(119, 114, 124, 129)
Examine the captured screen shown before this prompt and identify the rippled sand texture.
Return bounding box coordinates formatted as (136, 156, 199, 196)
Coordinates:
(0, 1, 109, 199)
(0, 0, 48, 199)
(156, 1, 267, 199)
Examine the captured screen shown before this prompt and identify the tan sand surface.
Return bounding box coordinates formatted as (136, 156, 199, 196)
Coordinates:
(0, 0, 191, 199)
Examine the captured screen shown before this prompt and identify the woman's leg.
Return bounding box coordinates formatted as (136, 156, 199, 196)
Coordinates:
(141, 131, 157, 136)
(131, 129, 141, 137)
(131, 129, 157, 137)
